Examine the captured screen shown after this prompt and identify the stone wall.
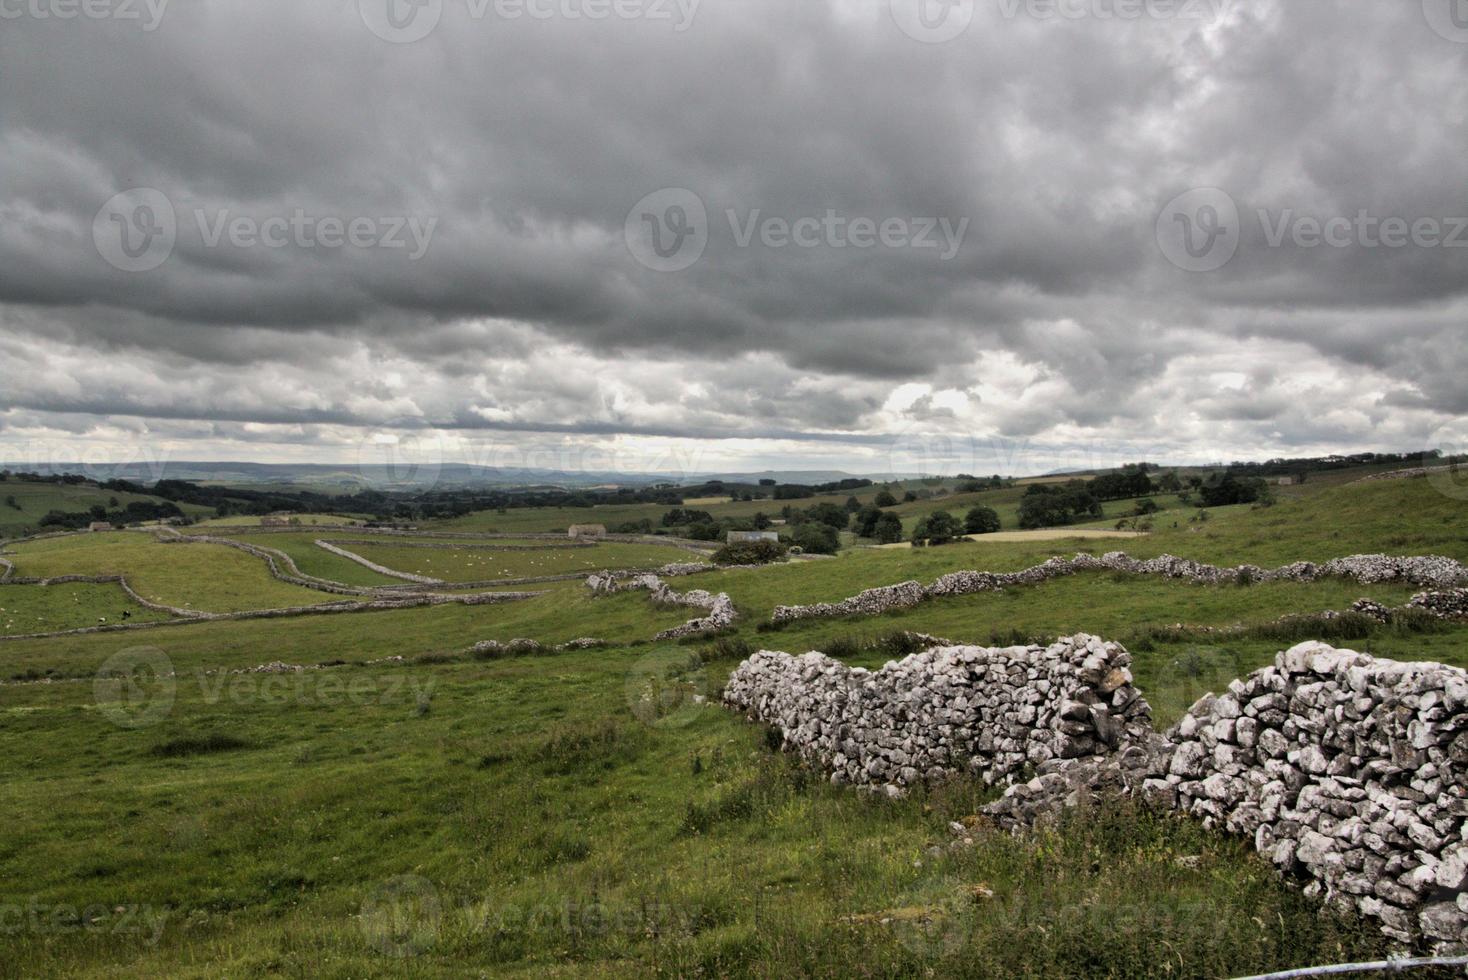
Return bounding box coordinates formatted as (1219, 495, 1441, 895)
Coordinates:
(769, 552, 1468, 624)
(1150, 643, 1468, 953)
(722, 635, 1153, 795)
(949, 640, 1468, 955)
(586, 570, 738, 640)
(312, 540, 446, 584)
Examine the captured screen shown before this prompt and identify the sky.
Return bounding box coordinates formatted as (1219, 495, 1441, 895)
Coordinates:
(1, 0, 1466, 482)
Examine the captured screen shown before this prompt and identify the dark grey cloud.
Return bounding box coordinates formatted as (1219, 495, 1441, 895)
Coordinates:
(0, 0, 1464, 469)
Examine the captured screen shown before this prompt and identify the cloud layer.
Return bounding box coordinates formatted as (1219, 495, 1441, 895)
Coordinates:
(2, 0, 1465, 475)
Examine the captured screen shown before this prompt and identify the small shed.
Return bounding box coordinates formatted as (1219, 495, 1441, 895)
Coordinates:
(568, 524, 607, 540)
(727, 530, 779, 545)
(88, 522, 113, 532)
(261, 515, 292, 527)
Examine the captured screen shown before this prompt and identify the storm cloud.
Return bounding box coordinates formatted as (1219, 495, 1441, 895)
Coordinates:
(1, 0, 1464, 475)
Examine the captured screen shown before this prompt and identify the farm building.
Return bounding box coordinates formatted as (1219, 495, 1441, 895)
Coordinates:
(88, 521, 113, 532)
(568, 524, 607, 540)
(261, 515, 292, 527)
(727, 530, 779, 544)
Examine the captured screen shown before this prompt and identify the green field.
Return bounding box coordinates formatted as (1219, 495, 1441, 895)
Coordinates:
(0, 472, 1463, 976)
(0, 481, 212, 538)
(5, 534, 334, 614)
(209, 533, 403, 588)
(335, 540, 703, 582)
(0, 582, 176, 637)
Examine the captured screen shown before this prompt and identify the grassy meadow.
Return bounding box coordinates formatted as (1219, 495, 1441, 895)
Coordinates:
(0, 471, 1463, 976)
(0, 481, 213, 538)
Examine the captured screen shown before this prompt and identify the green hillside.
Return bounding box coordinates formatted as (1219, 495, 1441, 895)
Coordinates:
(0, 471, 1461, 976)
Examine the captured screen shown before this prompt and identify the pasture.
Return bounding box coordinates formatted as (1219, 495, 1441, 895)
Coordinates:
(0, 472, 1463, 977)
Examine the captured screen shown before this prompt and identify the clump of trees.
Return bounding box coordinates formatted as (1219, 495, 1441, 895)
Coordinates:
(1017, 483, 1102, 529)
(791, 522, 839, 555)
(1197, 472, 1271, 508)
(964, 506, 1001, 535)
(851, 505, 905, 544)
(912, 511, 963, 546)
(711, 540, 787, 566)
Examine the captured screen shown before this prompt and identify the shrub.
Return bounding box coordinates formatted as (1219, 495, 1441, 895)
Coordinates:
(149, 733, 253, 758)
(872, 512, 904, 544)
(711, 540, 788, 566)
(964, 506, 1001, 535)
(791, 523, 839, 555)
(912, 510, 962, 546)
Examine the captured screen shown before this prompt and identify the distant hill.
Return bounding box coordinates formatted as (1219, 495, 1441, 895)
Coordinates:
(4, 461, 676, 490)
(693, 470, 867, 486)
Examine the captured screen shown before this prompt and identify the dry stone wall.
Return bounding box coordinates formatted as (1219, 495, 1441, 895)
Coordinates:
(586, 570, 738, 640)
(312, 540, 445, 584)
(770, 552, 1468, 624)
(722, 635, 1153, 795)
(960, 641, 1468, 954)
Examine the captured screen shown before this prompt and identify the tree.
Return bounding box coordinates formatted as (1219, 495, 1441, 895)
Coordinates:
(902, 491, 918, 503)
(1133, 498, 1160, 516)
(852, 505, 883, 538)
(964, 506, 1001, 535)
(791, 522, 839, 555)
(805, 502, 849, 530)
(844, 496, 862, 513)
(711, 540, 787, 566)
(759, 479, 777, 487)
(912, 511, 962, 546)
(873, 512, 904, 544)
(1197, 472, 1271, 508)
(1017, 483, 1102, 529)
(874, 490, 897, 508)
(3, 495, 17, 511)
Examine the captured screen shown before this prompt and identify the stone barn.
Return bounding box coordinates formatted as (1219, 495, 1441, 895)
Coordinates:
(727, 530, 779, 545)
(568, 524, 607, 540)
